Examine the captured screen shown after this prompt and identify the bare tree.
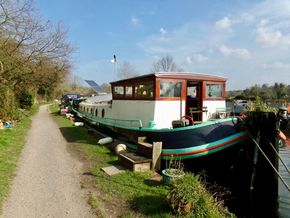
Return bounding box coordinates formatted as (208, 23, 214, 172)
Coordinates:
(100, 83, 111, 93)
(0, 0, 72, 98)
(151, 55, 183, 73)
(0, 0, 74, 118)
(117, 61, 138, 79)
(66, 74, 84, 91)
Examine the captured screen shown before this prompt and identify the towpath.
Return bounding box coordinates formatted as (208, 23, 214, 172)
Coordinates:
(1, 105, 94, 218)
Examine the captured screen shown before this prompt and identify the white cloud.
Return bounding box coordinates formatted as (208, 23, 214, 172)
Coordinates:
(252, 0, 290, 20)
(219, 45, 231, 56)
(186, 56, 192, 64)
(193, 54, 208, 62)
(263, 61, 290, 69)
(185, 54, 208, 65)
(219, 45, 250, 59)
(239, 13, 255, 23)
(138, 0, 290, 89)
(153, 55, 160, 60)
(256, 24, 282, 47)
(215, 17, 231, 30)
(139, 22, 206, 56)
(160, 27, 167, 34)
(131, 17, 140, 26)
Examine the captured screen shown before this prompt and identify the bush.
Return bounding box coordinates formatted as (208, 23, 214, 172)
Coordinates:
(18, 90, 33, 109)
(167, 173, 234, 217)
(0, 84, 19, 120)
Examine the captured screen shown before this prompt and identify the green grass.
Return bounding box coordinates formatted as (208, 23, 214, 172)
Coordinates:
(0, 105, 39, 211)
(168, 174, 234, 217)
(50, 104, 234, 217)
(88, 193, 106, 218)
(50, 104, 171, 217)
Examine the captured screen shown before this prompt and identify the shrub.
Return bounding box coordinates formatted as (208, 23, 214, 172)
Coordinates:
(0, 84, 19, 120)
(18, 90, 33, 109)
(167, 173, 234, 217)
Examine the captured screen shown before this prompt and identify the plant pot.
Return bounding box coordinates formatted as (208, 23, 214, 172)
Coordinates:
(162, 169, 185, 185)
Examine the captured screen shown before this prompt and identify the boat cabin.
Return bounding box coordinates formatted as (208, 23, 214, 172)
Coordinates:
(108, 73, 227, 128)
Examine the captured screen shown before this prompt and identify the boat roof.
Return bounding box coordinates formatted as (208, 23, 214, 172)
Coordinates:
(111, 72, 227, 84)
(83, 93, 112, 104)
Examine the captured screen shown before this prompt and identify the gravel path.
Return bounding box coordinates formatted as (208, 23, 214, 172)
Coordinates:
(1, 105, 94, 218)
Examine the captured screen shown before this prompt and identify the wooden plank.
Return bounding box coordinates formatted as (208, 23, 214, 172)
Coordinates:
(119, 152, 152, 172)
(119, 152, 151, 163)
(137, 143, 152, 158)
(101, 165, 126, 176)
(152, 142, 162, 171)
(133, 162, 151, 172)
(137, 136, 153, 158)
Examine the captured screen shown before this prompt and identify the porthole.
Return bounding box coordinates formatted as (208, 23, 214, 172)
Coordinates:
(102, 109, 105, 118)
(95, 109, 98, 116)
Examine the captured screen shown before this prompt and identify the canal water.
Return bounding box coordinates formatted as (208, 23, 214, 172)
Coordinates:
(278, 145, 290, 218)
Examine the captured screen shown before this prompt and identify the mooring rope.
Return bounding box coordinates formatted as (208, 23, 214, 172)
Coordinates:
(267, 139, 290, 175)
(247, 131, 290, 192)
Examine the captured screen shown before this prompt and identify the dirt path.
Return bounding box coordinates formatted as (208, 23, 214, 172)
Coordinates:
(1, 105, 94, 218)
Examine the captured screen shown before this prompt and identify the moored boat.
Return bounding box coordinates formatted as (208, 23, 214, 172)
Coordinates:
(72, 72, 248, 162)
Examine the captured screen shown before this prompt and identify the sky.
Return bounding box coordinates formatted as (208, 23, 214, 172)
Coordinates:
(35, 0, 290, 90)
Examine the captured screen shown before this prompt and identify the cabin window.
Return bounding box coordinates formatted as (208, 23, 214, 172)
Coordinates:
(102, 109, 105, 118)
(95, 109, 98, 116)
(135, 81, 153, 98)
(91, 108, 93, 114)
(125, 86, 133, 97)
(206, 84, 223, 98)
(86, 108, 89, 113)
(113, 86, 124, 96)
(187, 86, 197, 98)
(160, 82, 182, 98)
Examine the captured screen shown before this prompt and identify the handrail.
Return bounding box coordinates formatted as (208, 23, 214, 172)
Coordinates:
(78, 110, 143, 128)
(216, 107, 232, 112)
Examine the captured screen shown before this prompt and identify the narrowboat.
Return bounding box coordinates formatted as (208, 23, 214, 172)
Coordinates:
(73, 73, 248, 162)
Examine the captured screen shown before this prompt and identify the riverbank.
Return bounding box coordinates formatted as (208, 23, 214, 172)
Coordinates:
(50, 104, 234, 217)
(0, 106, 38, 212)
(50, 104, 170, 217)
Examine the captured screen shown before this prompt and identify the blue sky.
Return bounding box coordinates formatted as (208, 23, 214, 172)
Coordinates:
(35, 0, 290, 90)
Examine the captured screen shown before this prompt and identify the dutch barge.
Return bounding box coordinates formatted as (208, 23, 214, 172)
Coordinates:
(73, 72, 248, 162)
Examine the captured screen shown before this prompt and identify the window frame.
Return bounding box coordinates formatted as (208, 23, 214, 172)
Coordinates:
(134, 80, 154, 99)
(156, 79, 186, 101)
(113, 85, 125, 97)
(203, 81, 226, 100)
(112, 79, 155, 100)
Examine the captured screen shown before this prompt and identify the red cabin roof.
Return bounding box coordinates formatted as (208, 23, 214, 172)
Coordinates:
(111, 72, 226, 85)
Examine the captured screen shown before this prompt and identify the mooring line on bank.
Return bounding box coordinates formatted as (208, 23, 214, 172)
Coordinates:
(267, 139, 290, 175)
(247, 131, 290, 192)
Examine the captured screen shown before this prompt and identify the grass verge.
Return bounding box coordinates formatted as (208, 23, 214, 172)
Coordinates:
(0, 105, 39, 212)
(50, 104, 235, 217)
(50, 104, 170, 217)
